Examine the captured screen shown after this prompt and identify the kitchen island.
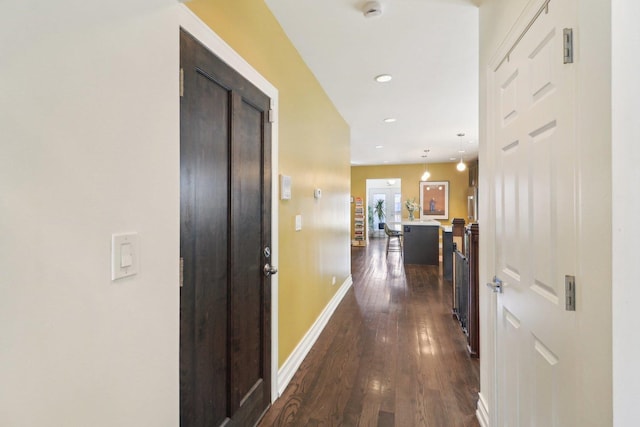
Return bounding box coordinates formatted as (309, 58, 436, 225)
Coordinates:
(401, 220, 441, 265)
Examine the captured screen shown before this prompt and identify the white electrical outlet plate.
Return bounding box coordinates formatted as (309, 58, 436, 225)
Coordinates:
(112, 233, 139, 280)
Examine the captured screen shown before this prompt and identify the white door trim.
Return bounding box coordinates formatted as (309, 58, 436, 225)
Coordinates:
(177, 4, 281, 403)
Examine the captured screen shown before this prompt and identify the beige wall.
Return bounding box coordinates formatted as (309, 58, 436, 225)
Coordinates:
(0, 0, 180, 424)
(187, 0, 352, 367)
(612, 1, 640, 424)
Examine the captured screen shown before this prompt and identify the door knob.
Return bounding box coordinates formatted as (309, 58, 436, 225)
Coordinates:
(486, 276, 503, 293)
(263, 263, 278, 277)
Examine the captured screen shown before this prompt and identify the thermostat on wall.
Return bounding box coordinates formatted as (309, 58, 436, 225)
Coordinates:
(280, 174, 291, 200)
(314, 188, 322, 199)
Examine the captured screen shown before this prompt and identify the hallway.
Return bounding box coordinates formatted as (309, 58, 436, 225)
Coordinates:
(260, 238, 480, 426)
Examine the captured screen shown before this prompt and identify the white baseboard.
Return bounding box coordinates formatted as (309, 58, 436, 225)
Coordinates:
(476, 392, 490, 427)
(276, 275, 353, 396)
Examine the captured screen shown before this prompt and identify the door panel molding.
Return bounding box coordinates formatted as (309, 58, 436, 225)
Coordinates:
(178, 5, 280, 404)
(487, 0, 578, 424)
(181, 27, 272, 426)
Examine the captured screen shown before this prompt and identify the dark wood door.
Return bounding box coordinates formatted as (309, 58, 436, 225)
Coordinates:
(180, 29, 272, 427)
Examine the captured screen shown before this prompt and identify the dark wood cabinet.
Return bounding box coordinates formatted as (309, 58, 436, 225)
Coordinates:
(452, 218, 466, 254)
(402, 223, 439, 265)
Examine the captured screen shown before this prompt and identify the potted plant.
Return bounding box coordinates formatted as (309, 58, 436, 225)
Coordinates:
(373, 199, 386, 229)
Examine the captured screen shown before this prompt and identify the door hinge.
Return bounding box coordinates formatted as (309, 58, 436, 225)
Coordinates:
(268, 109, 274, 123)
(565, 275, 576, 311)
(563, 28, 574, 64)
(179, 257, 184, 288)
(179, 68, 184, 97)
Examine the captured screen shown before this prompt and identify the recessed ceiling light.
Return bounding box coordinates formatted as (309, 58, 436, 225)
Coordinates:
(383, 117, 397, 123)
(375, 145, 384, 149)
(449, 157, 457, 161)
(458, 150, 466, 153)
(375, 74, 392, 83)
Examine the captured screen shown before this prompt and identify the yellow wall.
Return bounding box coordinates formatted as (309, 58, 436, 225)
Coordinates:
(351, 162, 470, 236)
(187, 0, 352, 367)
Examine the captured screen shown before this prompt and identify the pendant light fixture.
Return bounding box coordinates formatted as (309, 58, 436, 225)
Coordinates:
(456, 133, 467, 172)
(421, 149, 431, 181)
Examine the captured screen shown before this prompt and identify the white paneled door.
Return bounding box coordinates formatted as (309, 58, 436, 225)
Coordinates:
(490, 1, 577, 425)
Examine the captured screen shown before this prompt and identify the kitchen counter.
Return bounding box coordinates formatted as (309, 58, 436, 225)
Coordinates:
(400, 219, 441, 227)
(402, 220, 441, 265)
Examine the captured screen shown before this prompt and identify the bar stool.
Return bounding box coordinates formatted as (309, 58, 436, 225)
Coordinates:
(384, 223, 403, 256)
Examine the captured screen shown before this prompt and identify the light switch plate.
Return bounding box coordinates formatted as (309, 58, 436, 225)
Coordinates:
(295, 214, 302, 231)
(112, 232, 139, 280)
(280, 174, 292, 200)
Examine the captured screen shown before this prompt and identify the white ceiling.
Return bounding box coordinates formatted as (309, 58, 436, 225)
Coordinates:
(264, 0, 480, 165)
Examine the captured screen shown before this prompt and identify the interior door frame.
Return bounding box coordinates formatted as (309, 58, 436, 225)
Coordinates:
(178, 4, 281, 403)
(365, 178, 402, 232)
(480, 0, 554, 424)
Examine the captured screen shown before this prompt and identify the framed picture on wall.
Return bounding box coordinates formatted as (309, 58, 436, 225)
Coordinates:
(419, 181, 449, 220)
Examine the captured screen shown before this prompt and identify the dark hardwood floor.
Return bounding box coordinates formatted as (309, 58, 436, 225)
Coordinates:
(259, 237, 480, 427)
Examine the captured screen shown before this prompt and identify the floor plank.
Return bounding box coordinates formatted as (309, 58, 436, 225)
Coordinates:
(259, 237, 480, 426)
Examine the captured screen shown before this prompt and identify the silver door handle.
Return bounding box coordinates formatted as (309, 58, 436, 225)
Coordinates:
(263, 263, 278, 277)
(486, 276, 503, 293)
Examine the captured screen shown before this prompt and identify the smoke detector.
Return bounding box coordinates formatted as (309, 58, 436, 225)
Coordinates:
(363, 1, 382, 18)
